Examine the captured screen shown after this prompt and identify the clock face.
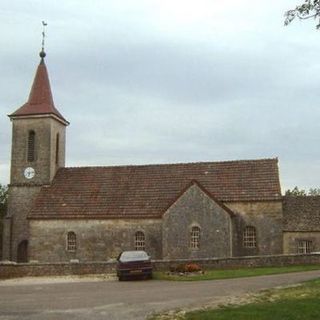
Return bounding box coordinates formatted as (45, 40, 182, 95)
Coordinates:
(24, 167, 35, 179)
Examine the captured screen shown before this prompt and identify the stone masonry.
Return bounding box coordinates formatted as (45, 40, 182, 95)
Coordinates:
(162, 183, 232, 260)
(29, 219, 163, 262)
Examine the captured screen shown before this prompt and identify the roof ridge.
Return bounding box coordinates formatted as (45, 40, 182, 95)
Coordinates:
(61, 157, 278, 170)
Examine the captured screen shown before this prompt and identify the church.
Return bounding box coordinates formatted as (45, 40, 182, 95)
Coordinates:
(2, 49, 320, 263)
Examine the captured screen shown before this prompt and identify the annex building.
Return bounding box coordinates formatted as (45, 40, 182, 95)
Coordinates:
(2, 51, 320, 263)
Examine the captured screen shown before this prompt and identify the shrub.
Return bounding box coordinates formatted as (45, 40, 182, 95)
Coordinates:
(170, 264, 187, 273)
(185, 263, 202, 273)
(170, 263, 202, 273)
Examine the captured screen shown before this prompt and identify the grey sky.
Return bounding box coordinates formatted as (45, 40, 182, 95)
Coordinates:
(1, 1, 320, 191)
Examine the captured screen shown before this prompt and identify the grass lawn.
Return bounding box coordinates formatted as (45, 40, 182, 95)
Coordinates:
(150, 278, 320, 320)
(184, 278, 320, 320)
(153, 264, 320, 281)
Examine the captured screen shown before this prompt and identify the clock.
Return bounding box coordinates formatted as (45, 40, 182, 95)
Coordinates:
(24, 167, 35, 179)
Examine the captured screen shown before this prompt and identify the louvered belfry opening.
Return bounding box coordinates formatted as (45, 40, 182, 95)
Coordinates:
(27, 130, 35, 162)
(55, 133, 59, 165)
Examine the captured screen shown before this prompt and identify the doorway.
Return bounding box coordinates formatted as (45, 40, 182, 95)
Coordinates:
(17, 240, 28, 263)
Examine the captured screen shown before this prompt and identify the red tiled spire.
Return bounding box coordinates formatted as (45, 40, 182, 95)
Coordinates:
(9, 55, 69, 125)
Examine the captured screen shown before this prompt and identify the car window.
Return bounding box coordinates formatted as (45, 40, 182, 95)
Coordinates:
(119, 251, 149, 262)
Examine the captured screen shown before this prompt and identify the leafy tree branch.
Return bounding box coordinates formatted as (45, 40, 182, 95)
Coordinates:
(285, 186, 320, 196)
(285, 0, 320, 28)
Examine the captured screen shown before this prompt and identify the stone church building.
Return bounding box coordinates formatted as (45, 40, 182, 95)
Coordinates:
(2, 52, 320, 263)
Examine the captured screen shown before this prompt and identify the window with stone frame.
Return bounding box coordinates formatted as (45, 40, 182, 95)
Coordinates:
(27, 130, 36, 162)
(297, 240, 312, 254)
(135, 231, 145, 251)
(66, 231, 77, 252)
(190, 226, 201, 250)
(243, 226, 257, 248)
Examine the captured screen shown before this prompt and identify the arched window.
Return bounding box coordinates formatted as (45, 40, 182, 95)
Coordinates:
(55, 133, 60, 165)
(27, 130, 35, 162)
(190, 226, 201, 250)
(135, 231, 145, 251)
(66, 232, 77, 252)
(243, 226, 257, 248)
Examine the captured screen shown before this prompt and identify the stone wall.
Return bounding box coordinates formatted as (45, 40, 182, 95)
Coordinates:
(226, 201, 283, 256)
(1, 254, 320, 279)
(4, 116, 67, 262)
(284, 232, 320, 254)
(28, 194, 284, 262)
(153, 253, 320, 271)
(29, 219, 163, 262)
(3, 186, 41, 261)
(10, 117, 66, 186)
(0, 261, 116, 279)
(162, 184, 232, 259)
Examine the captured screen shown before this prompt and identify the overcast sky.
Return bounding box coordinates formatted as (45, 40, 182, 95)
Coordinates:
(1, 1, 320, 191)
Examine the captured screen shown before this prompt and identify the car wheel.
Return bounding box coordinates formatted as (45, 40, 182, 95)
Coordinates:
(145, 274, 152, 280)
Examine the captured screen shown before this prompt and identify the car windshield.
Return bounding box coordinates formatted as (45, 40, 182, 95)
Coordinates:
(119, 251, 149, 262)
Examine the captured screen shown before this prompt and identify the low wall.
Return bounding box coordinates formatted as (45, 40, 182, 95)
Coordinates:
(1, 254, 320, 279)
(0, 261, 116, 279)
(152, 254, 320, 271)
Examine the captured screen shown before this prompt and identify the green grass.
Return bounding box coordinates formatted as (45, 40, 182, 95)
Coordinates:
(184, 278, 320, 320)
(153, 264, 320, 281)
(150, 278, 320, 320)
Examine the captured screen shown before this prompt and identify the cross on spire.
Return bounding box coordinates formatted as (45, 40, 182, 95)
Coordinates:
(40, 21, 48, 60)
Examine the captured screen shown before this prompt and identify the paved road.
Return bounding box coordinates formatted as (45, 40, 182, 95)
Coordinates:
(0, 270, 320, 320)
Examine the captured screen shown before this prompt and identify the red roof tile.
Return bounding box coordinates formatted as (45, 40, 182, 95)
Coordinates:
(29, 158, 282, 219)
(9, 59, 68, 125)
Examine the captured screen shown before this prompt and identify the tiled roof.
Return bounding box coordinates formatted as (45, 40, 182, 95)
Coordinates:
(283, 196, 320, 231)
(9, 59, 68, 124)
(29, 158, 281, 219)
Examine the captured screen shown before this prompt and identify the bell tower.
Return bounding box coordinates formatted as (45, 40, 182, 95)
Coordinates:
(2, 40, 69, 261)
(9, 52, 69, 186)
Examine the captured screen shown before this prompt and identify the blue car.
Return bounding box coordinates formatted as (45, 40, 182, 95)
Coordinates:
(116, 251, 152, 281)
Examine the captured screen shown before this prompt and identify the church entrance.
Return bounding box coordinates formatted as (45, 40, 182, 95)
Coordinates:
(17, 240, 28, 263)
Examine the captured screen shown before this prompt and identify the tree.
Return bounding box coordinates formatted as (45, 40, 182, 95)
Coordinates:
(0, 184, 8, 205)
(285, 0, 320, 29)
(308, 187, 320, 195)
(285, 186, 320, 196)
(285, 186, 307, 196)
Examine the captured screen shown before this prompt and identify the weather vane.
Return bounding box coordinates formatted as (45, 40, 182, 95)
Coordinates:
(40, 21, 48, 59)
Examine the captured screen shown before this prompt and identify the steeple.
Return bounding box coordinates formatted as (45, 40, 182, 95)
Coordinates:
(9, 56, 69, 125)
(3, 24, 69, 263)
(9, 20, 68, 125)
(9, 21, 68, 124)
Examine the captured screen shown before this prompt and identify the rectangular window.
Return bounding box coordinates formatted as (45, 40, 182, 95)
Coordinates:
(297, 240, 312, 254)
(135, 231, 145, 251)
(67, 232, 77, 252)
(190, 226, 200, 250)
(243, 226, 257, 248)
